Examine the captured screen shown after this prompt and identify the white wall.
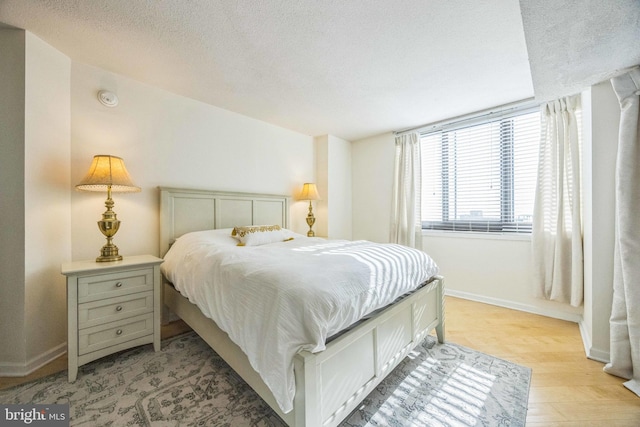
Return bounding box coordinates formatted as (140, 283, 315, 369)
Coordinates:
(424, 233, 581, 321)
(24, 32, 71, 366)
(70, 62, 315, 261)
(352, 131, 582, 322)
(315, 135, 329, 237)
(0, 30, 71, 375)
(0, 28, 27, 369)
(328, 135, 353, 239)
(315, 135, 352, 239)
(581, 81, 619, 361)
(352, 132, 395, 243)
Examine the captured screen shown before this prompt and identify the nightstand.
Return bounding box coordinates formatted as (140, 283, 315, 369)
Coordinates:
(61, 255, 163, 382)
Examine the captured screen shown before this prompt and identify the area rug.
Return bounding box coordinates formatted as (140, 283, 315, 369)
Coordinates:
(0, 332, 530, 426)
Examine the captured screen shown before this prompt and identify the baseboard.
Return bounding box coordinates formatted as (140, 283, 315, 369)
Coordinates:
(445, 289, 583, 323)
(578, 319, 610, 363)
(588, 348, 610, 363)
(0, 342, 67, 377)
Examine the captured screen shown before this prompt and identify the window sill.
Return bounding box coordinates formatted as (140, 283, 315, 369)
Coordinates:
(421, 229, 531, 242)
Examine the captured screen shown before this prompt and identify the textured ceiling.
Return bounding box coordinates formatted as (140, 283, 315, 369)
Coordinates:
(520, 0, 640, 102)
(0, 1, 637, 141)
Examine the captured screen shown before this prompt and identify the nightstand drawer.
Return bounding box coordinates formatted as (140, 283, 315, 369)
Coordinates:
(78, 313, 154, 356)
(78, 291, 154, 329)
(78, 268, 153, 303)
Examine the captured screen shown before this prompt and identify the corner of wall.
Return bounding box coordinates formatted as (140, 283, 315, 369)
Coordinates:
(0, 26, 27, 370)
(313, 134, 353, 239)
(578, 318, 610, 363)
(580, 80, 619, 360)
(351, 132, 395, 242)
(581, 87, 594, 348)
(314, 135, 329, 238)
(327, 135, 352, 239)
(23, 30, 72, 368)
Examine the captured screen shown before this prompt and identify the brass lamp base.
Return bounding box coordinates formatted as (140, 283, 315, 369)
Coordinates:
(306, 201, 316, 237)
(96, 189, 123, 262)
(97, 244, 123, 262)
(96, 217, 122, 262)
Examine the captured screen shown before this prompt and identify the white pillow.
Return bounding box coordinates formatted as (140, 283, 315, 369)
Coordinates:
(231, 225, 294, 246)
(173, 228, 239, 247)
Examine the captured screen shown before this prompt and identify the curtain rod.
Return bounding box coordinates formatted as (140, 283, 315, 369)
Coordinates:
(394, 97, 537, 136)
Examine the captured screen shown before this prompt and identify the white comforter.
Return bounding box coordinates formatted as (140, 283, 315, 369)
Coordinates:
(161, 229, 439, 413)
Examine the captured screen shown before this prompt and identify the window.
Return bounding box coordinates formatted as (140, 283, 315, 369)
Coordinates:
(421, 105, 540, 233)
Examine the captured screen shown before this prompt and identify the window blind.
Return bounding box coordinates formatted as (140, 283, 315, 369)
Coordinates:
(421, 107, 540, 233)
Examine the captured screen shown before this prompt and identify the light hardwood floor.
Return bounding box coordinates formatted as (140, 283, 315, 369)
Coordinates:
(445, 297, 640, 427)
(1, 297, 640, 425)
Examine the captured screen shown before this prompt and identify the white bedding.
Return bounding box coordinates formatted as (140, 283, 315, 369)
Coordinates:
(160, 229, 439, 413)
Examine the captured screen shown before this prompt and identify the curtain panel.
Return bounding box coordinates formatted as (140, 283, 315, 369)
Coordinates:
(390, 133, 422, 248)
(531, 95, 583, 307)
(604, 67, 640, 396)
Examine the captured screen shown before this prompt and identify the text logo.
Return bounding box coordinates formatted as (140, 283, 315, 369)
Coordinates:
(0, 404, 69, 426)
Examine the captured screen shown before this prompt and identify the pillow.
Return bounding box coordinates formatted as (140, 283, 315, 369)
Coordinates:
(174, 228, 239, 247)
(231, 225, 294, 246)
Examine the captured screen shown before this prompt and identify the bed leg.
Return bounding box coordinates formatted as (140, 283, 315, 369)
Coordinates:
(436, 277, 445, 343)
(436, 321, 445, 343)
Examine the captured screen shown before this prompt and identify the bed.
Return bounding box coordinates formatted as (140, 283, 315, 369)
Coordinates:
(159, 187, 445, 427)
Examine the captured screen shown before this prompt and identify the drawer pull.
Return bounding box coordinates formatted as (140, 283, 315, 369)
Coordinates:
(116, 329, 123, 336)
(116, 305, 123, 312)
(115, 282, 123, 288)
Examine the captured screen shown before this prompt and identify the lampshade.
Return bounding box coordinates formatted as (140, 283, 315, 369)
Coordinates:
(76, 155, 140, 193)
(300, 183, 321, 201)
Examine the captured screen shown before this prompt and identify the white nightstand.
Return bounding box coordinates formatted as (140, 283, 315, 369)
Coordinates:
(61, 255, 163, 382)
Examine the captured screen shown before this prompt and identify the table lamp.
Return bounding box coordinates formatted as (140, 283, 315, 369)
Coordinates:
(300, 183, 321, 237)
(76, 155, 141, 262)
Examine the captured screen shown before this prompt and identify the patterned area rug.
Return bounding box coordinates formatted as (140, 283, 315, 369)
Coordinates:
(0, 332, 530, 426)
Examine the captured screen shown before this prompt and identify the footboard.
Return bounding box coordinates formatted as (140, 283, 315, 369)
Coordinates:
(164, 276, 444, 427)
(291, 276, 445, 427)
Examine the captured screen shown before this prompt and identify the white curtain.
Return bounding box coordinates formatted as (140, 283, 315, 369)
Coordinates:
(390, 132, 422, 248)
(531, 95, 583, 307)
(604, 67, 640, 396)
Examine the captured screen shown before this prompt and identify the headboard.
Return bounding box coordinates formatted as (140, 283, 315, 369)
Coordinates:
(159, 187, 290, 257)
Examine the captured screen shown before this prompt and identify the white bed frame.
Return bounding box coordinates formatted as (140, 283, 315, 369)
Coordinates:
(159, 187, 445, 427)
